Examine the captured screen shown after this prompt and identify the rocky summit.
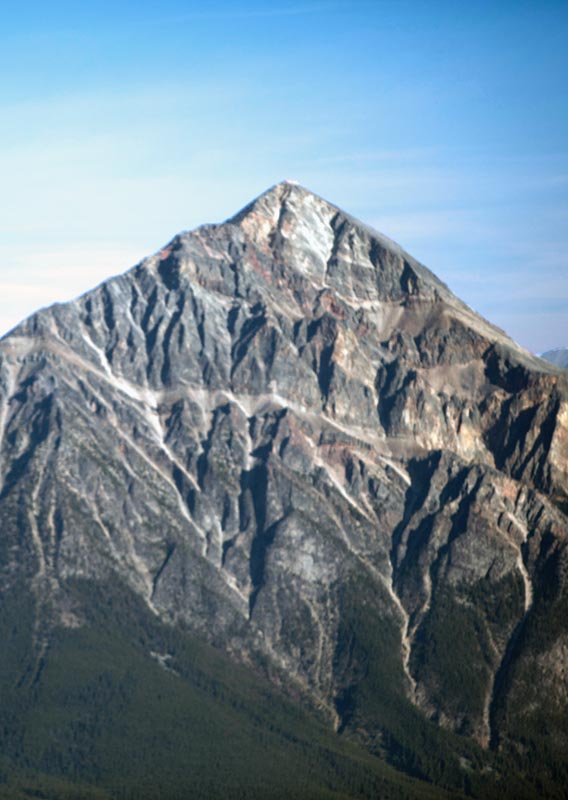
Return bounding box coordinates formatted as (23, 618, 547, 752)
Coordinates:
(0, 181, 567, 799)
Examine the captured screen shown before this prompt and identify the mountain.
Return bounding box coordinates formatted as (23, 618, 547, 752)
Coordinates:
(0, 181, 567, 799)
(541, 347, 568, 369)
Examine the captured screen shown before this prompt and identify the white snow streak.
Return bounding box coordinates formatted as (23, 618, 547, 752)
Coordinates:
(506, 512, 533, 612)
(0, 361, 16, 491)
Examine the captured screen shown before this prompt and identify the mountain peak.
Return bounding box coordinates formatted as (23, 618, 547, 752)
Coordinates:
(223, 181, 463, 313)
(228, 181, 432, 271)
(0, 182, 567, 797)
(228, 179, 321, 223)
(221, 184, 546, 362)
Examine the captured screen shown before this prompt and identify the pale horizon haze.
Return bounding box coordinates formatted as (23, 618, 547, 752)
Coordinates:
(1, 0, 567, 353)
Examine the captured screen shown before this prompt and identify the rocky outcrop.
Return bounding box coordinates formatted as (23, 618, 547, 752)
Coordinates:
(0, 182, 566, 770)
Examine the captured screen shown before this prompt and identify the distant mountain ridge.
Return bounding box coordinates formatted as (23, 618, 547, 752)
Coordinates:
(541, 346, 568, 368)
(0, 182, 567, 799)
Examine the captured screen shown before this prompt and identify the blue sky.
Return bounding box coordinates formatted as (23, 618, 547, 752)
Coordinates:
(1, 0, 567, 352)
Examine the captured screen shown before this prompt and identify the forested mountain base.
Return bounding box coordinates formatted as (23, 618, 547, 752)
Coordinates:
(0, 580, 564, 799)
(0, 580, 454, 800)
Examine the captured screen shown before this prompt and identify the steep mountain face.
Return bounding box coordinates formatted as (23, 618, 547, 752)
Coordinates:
(541, 347, 568, 369)
(0, 181, 567, 797)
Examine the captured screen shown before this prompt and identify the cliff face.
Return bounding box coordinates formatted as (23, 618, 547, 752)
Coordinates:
(0, 182, 567, 788)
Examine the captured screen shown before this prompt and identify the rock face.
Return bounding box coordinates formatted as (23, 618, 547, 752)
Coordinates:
(0, 182, 567, 787)
(541, 347, 568, 369)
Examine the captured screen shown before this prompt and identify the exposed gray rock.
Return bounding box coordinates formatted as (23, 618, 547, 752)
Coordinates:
(0, 181, 567, 760)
